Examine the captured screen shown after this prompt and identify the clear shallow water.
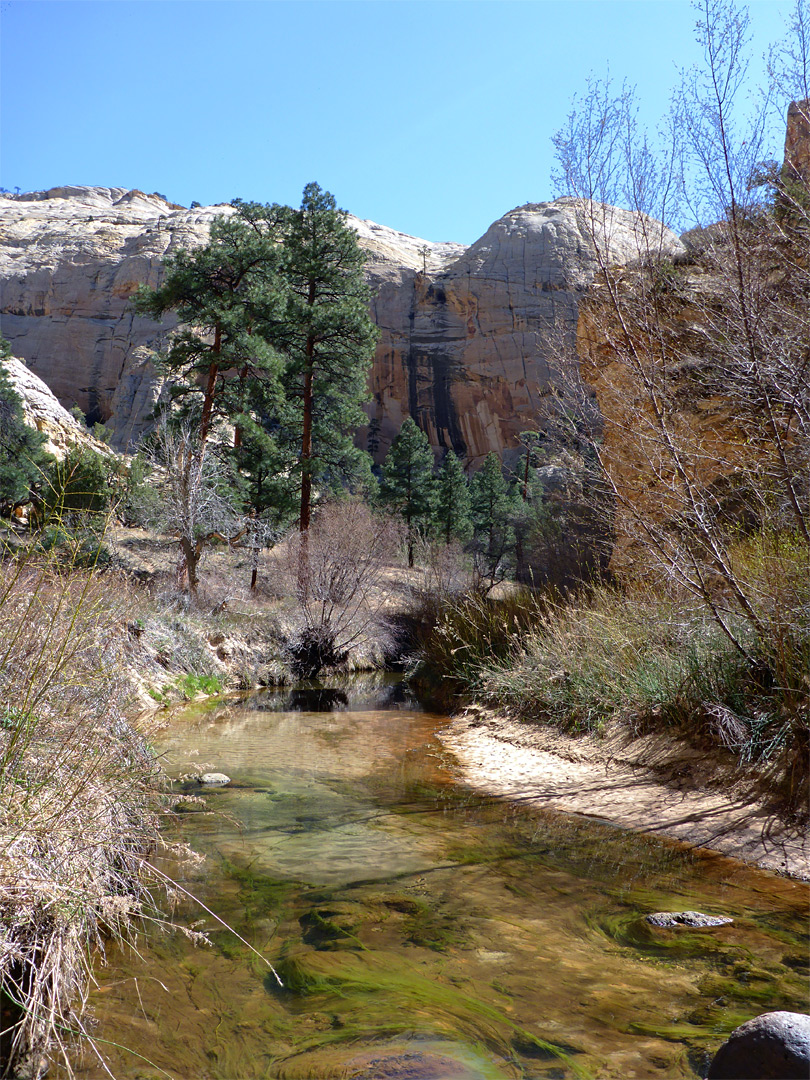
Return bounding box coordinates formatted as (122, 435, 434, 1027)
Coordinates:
(73, 679, 808, 1080)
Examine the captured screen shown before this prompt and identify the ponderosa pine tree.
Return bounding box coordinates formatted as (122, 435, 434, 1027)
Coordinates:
(132, 200, 286, 447)
(268, 184, 378, 544)
(435, 450, 472, 545)
(380, 417, 436, 567)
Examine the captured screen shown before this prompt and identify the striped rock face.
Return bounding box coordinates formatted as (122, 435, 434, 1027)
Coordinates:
(0, 187, 681, 465)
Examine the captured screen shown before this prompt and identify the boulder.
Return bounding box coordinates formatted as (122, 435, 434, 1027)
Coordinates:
(706, 1011, 810, 1079)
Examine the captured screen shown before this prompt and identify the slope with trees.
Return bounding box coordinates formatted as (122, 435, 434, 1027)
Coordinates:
(0, 340, 54, 516)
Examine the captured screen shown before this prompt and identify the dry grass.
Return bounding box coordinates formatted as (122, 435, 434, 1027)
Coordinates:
(472, 571, 809, 814)
(0, 552, 168, 1077)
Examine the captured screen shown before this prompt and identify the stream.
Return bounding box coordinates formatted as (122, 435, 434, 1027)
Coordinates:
(73, 677, 808, 1079)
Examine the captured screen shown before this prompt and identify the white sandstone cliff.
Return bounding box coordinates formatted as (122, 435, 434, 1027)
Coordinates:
(0, 186, 683, 464)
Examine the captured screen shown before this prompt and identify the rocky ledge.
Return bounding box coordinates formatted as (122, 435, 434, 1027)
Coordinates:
(0, 187, 682, 464)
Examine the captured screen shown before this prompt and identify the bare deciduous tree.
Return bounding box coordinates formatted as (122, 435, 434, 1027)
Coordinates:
(550, 0, 810, 688)
(144, 422, 243, 599)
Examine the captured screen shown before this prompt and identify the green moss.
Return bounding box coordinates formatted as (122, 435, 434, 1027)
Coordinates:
(299, 905, 368, 951)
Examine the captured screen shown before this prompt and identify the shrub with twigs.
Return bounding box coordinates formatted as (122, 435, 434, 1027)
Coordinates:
(0, 541, 166, 1077)
(282, 499, 404, 678)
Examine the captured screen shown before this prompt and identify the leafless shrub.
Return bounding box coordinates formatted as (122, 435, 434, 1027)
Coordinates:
(281, 500, 404, 677)
(409, 539, 473, 615)
(414, 537, 473, 604)
(138, 420, 244, 599)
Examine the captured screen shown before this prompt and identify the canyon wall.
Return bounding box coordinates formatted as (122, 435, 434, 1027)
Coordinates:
(784, 98, 810, 188)
(0, 186, 681, 464)
(575, 100, 810, 576)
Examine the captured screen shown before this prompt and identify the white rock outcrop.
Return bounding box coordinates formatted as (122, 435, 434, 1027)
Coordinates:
(2, 353, 112, 460)
(0, 187, 683, 464)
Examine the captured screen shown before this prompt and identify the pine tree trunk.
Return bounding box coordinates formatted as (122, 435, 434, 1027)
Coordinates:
(300, 362, 313, 536)
(199, 325, 221, 446)
(298, 341, 315, 600)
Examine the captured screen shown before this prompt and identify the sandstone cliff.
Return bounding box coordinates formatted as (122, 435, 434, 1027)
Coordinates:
(784, 98, 810, 188)
(575, 100, 810, 577)
(366, 199, 683, 468)
(0, 186, 682, 465)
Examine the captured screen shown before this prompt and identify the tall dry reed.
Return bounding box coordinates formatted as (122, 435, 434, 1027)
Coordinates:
(0, 541, 166, 1078)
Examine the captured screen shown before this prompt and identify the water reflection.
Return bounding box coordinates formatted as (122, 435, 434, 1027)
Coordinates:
(231, 675, 421, 716)
(284, 686, 349, 711)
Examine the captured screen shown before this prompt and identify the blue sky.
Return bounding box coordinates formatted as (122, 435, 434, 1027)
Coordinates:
(0, 0, 796, 244)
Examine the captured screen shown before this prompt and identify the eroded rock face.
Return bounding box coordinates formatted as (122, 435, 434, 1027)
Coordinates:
(3, 354, 111, 460)
(0, 187, 226, 449)
(0, 187, 682, 463)
(784, 99, 810, 189)
(366, 199, 683, 467)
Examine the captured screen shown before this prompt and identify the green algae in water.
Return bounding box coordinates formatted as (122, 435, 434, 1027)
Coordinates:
(70, 684, 810, 1080)
(267, 947, 588, 1077)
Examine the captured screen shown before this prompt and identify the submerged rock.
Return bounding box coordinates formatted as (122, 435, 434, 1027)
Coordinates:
(299, 903, 365, 950)
(646, 911, 733, 928)
(343, 1049, 474, 1079)
(197, 772, 230, 786)
(706, 1011, 810, 1079)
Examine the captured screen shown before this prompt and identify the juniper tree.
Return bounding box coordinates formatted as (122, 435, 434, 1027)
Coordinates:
(469, 452, 520, 591)
(380, 417, 436, 567)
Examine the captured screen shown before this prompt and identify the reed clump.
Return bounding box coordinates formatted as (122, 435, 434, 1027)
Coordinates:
(0, 546, 166, 1078)
(407, 587, 553, 708)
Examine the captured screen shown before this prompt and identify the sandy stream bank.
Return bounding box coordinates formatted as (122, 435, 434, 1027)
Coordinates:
(439, 708, 809, 881)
